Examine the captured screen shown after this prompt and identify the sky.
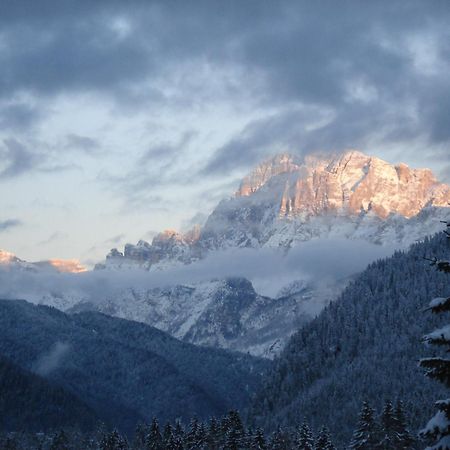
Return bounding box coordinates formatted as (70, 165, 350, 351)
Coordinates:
(0, 0, 449, 265)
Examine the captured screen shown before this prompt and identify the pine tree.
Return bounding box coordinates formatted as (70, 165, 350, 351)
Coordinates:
(295, 421, 314, 450)
(378, 400, 401, 450)
(393, 401, 415, 449)
(100, 430, 128, 450)
(349, 401, 379, 450)
(420, 226, 450, 450)
(185, 417, 200, 450)
(207, 417, 219, 450)
(250, 427, 267, 450)
(224, 410, 245, 450)
(146, 418, 163, 450)
(268, 426, 290, 450)
(315, 426, 335, 450)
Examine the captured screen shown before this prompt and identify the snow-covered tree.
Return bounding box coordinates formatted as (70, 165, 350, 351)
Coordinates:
(378, 400, 401, 449)
(315, 426, 335, 450)
(349, 401, 379, 449)
(420, 222, 450, 450)
(268, 426, 290, 450)
(146, 418, 162, 450)
(394, 401, 415, 449)
(250, 427, 267, 449)
(295, 421, 314, 450)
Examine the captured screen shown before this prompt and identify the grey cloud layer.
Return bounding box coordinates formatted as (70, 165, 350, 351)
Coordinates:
(0, 238, 392, 299)
(1, 1, 449, 188)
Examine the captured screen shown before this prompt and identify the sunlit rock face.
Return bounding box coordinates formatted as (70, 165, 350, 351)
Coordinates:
(0, 250, 22, 264)
(98, 150, 450, 269)
(45, 259, 87, 273)
(237, 150, 450, 219)
(0, 250, 86, 273)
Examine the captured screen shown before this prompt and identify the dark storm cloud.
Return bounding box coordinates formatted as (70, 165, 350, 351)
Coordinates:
(0, 219, 22, 232)
(1, 1, 449, 174)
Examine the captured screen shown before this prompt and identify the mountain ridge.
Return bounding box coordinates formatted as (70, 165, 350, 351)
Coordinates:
(98, 150, 450, 270)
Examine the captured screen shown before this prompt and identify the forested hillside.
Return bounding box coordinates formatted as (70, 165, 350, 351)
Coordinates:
(0, 300, 267, 434)
(0, 354, 99, 432)
(250, 232, 449, 445)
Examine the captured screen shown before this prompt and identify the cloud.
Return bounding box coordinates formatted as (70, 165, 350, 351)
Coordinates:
(65, 134, 100, 154)
(0, 218, 22, 232)
(0, 101, 42, 131)
(0, 237, 394, 301)
(103, 131, 199, 209)
(38, 231, 67, 246)
(0, 138, 43, 179)
(33, 341, 70, 376)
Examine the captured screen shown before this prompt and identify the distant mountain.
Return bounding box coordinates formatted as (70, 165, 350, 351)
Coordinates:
(0, 354, 99, 432)
(68, 277, 342, 358)
(98, 151, 450, 270)
(249, 232, 449, 446)
(2, 151, 448, 359)
(0, 299, 267, 433)
(0, 250, 86, 273)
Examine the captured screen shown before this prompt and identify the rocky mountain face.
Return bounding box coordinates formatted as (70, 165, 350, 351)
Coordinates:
(98, 151, 450, 269)
(65, 277, 341, 358)
(2, 151, 449, 358)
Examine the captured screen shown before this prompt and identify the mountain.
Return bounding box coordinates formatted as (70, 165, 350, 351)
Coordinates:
(1, 150, 448, 359)
(68, 277, 342, 358)
(0, 250, 86, 273)
(0, 353, 99, 432)
(249, 232, 449, 446)
(98, 150, 450, 269)
(0, 299, 268, 433)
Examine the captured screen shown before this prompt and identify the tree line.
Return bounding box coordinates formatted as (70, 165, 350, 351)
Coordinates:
(0, 399, 418, 450)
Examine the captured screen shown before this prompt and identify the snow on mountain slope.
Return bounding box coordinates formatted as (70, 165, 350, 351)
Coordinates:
(98, 150, 450, 269)
(64, 276, 340, 358)
(0, 250, 86, 273)
(2, 151, 449, 358)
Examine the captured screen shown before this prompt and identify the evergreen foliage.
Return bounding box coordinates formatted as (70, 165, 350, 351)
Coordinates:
(349, 401, 379, 450)
(420, 221, 450, 449)
(250, 233, 449, 445)
(0, 299, 267, 435)
(0, 403, 420, 450)
(0, 354, 99, 433)
(314, 426, 335, 450)
(295, 421, 314, 450)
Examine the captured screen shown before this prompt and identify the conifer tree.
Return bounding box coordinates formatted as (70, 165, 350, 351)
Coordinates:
(100, 429, 128, 450)
(314, 426, 335, 450)
(295, 421, 314, 450)
(420, 224, 450, 449)
(349, 401, 379, 450)
(207, 417, 219, 450)
(268, 425, 290, 450)
(224, 410, 245, 450)
(185, 417, 200, 450)
(250, 427, 267, 450)
(379, 400, 401, 450)
(393, 401, 415, 449)
(146, 418, 163, 450)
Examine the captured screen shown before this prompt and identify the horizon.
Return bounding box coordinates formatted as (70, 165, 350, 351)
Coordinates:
(1, 1, 449, 265)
